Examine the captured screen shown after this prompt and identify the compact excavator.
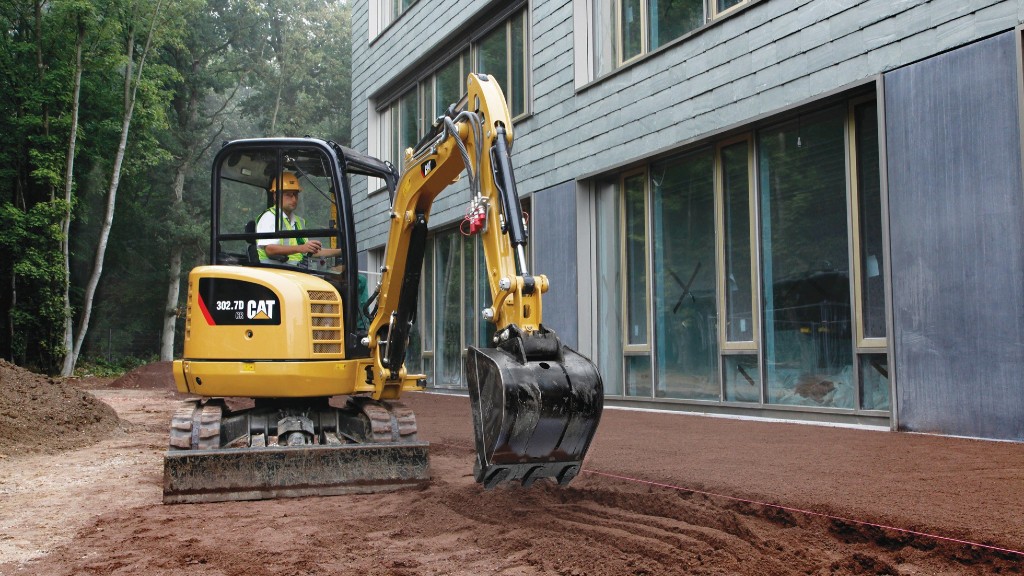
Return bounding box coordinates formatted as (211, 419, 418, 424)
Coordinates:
(164, 74, 604, 503)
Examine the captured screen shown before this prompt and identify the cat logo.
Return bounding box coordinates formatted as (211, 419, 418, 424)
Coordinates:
(247, 299, 276, 321)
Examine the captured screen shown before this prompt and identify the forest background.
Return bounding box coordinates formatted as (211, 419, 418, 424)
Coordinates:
(1, 0, 353, 375)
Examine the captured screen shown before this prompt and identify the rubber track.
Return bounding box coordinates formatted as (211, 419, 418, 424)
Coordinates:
(167, 401, 222, 450)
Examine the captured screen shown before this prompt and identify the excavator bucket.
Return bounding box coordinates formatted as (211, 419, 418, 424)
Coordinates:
(466, 326, 603, 489)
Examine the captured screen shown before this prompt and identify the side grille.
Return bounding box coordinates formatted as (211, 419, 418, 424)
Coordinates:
(308, 289, 342, 355)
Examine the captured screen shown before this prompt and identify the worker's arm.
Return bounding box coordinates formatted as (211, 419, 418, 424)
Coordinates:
(263, 241, 329, 258)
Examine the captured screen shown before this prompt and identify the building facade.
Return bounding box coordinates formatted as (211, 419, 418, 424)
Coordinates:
(351, 0, 1024, 441)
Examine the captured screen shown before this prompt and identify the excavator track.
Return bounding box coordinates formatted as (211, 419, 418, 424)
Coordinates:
(163, 397, 429, 504)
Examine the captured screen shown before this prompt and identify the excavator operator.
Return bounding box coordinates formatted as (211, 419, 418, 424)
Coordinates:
(256, 171, 341, 264)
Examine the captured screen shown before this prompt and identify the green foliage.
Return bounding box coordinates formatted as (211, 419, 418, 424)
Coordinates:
(75, 354, 156, 377)
(0, 199, 69, 371)
(1, 0, 355, 367)
(240, 0, 352, 143)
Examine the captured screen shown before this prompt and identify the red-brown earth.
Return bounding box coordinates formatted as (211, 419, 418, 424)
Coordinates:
(1, 360, 1021, 575)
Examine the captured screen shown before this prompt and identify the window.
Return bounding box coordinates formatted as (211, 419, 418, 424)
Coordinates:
(759, 108, 853, 409)
(590, 0, 745, 76)
(474, 9, 529, 118)
(371, 8, 529, 192)
(429, 54, 468, 129)
(651, 149, 718, 400)
(374, 0, 418, 35)
(593, 96, 890, 414)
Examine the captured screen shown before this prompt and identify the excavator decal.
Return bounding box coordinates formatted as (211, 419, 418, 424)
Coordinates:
(197, 278, 281, 325)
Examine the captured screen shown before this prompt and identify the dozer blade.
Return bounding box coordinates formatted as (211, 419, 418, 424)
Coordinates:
(163, 442, 429, 504)
(466, 326, 603, 489)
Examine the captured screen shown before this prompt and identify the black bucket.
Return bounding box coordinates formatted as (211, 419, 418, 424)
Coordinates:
(466, 326, 603, 489)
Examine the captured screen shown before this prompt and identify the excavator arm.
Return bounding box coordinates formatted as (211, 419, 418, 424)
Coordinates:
(366, 74, 604, 488)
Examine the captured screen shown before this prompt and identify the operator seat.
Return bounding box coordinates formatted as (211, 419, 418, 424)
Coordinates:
(244, 220, 259, 264)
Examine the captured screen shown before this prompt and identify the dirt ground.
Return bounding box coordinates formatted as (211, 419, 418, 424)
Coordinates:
(1, 361, 1022, 575)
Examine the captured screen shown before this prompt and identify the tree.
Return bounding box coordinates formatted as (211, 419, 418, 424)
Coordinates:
(241, 0, 352, 143)
(0, 0, 90, 370)
(61, 0, 185, 375)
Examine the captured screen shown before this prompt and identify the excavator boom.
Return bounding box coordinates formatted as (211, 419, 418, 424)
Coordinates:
(366, 74, 603, 488)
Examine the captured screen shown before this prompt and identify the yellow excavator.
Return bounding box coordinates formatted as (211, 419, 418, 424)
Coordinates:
(164, 74, 603, 503)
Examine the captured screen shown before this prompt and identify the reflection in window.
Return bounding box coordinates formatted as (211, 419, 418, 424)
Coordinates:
(724, 355, 759, 402)
(620, 0, 643, 62)
(433, 56, 464, 123)
(462, 234, 475, 354)
(649, 0, 704, 50)
(652, 150, 718, 399)
(716, 0, 743, 15)
(596, 0, 733, 72)
(476, 237, 494, 348)
(855, 101, 886, 340)
(475, 10, 528, 118)
(759, 108, 853, 408)
(859, 354, 889, 410)
(434, 231, 463, 388)
(390, 90, 419, 169)
(721, 141, 754, 343)
(624, 173, 648, 345)
(423, 237, 434, 352)
(626, 355, 653, 397)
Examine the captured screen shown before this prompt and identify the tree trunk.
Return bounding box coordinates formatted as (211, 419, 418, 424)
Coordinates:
(159, 162, 189, 361)
(59, 18, 86, 376)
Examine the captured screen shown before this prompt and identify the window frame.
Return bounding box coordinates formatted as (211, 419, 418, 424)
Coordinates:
(715, 134, 759, 352)
(373, 0, 419, 38)
(848, 96, 888, 351)
(620, 168, 653, 355)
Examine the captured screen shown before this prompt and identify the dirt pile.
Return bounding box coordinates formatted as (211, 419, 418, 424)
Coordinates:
(102, 361, 177, 390)
(0, 360, 119, 456)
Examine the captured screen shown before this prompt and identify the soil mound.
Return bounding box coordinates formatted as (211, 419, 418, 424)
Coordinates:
(0, 360, 119, 456)
(106, 361, 176, 390)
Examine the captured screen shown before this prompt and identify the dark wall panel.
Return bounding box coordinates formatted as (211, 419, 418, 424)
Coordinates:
(884, 31, 1024, 441)
(530, 181, 579, 349)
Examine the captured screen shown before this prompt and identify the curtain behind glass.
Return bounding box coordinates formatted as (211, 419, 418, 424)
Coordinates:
(593, 0, 617, 77)
(651, 150, 718, 399)
(595, 179, 623, 395)
(759, 108, 853, 408)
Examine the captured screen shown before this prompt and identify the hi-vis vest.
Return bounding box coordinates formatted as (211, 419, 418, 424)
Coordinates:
(257, 206, 306, 263)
